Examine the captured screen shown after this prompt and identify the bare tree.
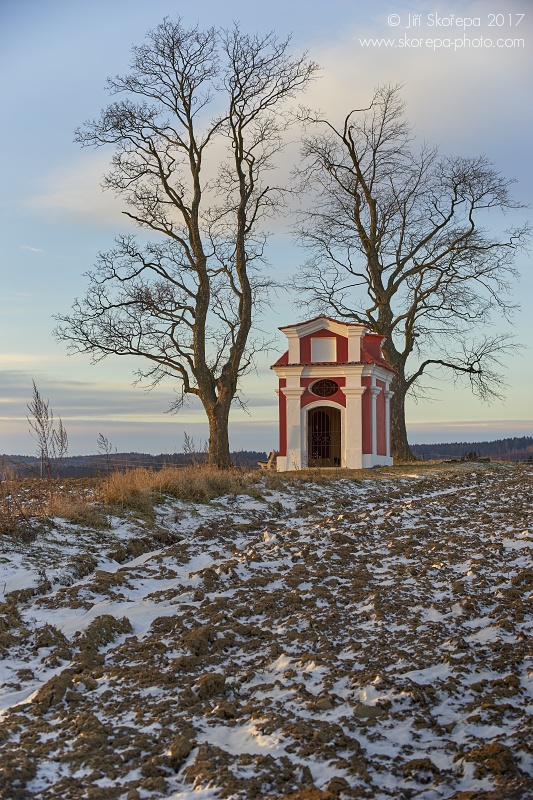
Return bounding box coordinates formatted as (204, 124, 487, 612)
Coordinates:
(97, 433, 116, 472)
(182, 431, 207, 466)
(55, 18, 316, 468)
(294, 85, 530, 459)
(27, 381, 68, 478)
(54, 418, 69, 479)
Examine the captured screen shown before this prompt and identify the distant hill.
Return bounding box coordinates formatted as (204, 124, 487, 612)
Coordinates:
(410, 436, 533, 462)
(0, 450, 268, 478)
(3, 437, 532, 477)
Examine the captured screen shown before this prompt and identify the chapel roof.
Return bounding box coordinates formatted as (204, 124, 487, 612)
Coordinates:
(271, 343, 394, 372)
(278, 314, 366, 332)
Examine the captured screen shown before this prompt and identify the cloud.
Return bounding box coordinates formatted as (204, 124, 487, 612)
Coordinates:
(20, 245, 44, 253)
(0, 354, 52, 364)
(24, 151, 131, 227)
(300, 0, 532, 169)
(0, 367, 279, 455)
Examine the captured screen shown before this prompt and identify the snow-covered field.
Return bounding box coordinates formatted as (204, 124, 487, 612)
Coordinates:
(0, 463, 532, 800)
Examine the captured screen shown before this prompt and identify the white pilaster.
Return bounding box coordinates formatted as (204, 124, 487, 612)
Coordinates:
(369, 383, 382, 459)
(280, 387, 305, 470)
(285, 331, 300, 363)
(384, 388, 394, 460)
(347, 328, 363, 362)
(342, 387, 366, 469)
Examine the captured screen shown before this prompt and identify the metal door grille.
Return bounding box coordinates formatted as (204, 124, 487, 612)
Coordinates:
(308, 407, 341, 467)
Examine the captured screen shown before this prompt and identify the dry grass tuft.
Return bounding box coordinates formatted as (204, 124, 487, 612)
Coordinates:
(101, 468, 158, 517)
(0, 478, 35, 538)
(0, 476, 104, 535)
(102, 465, 253, 507)
(157, 465, 252, 502)
(47, 496, 110, 529)
(1, 467, 258, 532)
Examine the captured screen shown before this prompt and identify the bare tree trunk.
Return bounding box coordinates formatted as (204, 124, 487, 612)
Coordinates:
(390, 375, 416, 462)
(206, 403, 232, 469)
(380, 341, 416, 462)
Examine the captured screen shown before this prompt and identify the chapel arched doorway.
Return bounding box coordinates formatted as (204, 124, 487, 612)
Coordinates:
(307, 406, 341, 467)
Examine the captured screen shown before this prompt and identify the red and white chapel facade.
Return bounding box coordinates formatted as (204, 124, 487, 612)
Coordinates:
(271, 316, 395, 471)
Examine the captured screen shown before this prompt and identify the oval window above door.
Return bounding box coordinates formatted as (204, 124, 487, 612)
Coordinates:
(310, 379, 339, 397)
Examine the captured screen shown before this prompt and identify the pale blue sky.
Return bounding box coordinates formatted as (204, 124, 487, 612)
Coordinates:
(1, 0, 531, 455)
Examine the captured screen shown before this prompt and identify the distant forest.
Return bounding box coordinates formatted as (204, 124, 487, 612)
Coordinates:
(0, 450, 268, 478)
(411, 436, 533, 462)
(2, 437, 532, 478)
